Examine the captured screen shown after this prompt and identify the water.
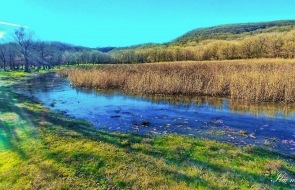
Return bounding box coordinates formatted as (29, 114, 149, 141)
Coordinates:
(11, 73, 295, 155)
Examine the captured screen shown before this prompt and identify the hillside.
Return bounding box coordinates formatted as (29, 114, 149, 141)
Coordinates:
(171, 20, 295, 46)
(107, 20, 295, 63)
(109, 20, 295, 51)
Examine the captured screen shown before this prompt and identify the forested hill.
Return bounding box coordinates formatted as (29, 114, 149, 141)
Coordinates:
(171, 20, 295, 46)
(108, 20, 295, 63)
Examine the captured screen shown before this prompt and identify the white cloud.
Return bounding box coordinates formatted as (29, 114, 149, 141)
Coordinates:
(0, 21, 29, 28)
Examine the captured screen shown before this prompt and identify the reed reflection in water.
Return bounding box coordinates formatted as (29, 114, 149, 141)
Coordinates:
(11, 73, 295, 155)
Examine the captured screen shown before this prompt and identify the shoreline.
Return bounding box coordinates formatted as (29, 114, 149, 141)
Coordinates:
(1, 68, 295, 189)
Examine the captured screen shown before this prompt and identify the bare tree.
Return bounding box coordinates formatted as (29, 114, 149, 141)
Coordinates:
(62, 51, 74, 66)
(0, 44, 8, 71)
(33, 41, 52, 69)
(7, 43, 18, 70)
(12, 27, 35, 72)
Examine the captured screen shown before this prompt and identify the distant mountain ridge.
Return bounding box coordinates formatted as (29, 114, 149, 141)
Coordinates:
(171, 20, 295, 45)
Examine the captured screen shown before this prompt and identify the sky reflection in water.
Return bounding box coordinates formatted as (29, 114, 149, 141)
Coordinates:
(12, 73, 295, 155)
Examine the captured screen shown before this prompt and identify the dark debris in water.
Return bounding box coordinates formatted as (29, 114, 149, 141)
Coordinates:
(140, 120, 150, 126)
(110, 115, 121, 118)
(10, 72, 295, 156)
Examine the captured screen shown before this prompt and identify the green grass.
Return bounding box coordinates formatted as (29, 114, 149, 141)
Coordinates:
(0, 69, 60, 86)
(0, 72, 295, 189)
(0, 71, 31, 86)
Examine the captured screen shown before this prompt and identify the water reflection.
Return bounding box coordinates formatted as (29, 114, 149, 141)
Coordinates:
(11, 73, 295, 155)
(83, 88, 295, 119)
(21, 73, 295, 118)
(228, 99, 295, 118)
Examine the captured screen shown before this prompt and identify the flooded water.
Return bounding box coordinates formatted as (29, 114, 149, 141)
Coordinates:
(12, 73, 295, 155)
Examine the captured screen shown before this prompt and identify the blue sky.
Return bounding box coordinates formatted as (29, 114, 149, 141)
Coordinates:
(1, 0, 295, 47)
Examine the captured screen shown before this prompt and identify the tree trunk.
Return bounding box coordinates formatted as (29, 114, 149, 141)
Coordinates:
(3, 60, 6, 71)
(24, 56, 30, 72)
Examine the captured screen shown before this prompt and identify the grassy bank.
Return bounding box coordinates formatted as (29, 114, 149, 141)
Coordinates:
(0, 72, 295, 189)
(1, 89, 295, 189)
(58, 59, 295, 103)
(0, 68, 62, 87)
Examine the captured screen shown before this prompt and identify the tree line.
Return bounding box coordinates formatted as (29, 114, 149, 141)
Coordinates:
(109, 30, 295, 63)
(0, 27, 112, 72)
(1, 25, 295, 71)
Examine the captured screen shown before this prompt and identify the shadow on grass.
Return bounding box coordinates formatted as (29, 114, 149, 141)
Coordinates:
(0, 87, 30, 159)
(1, 87, 294, 188)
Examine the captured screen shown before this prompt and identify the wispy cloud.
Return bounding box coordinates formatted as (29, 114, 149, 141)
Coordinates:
(0, 21, 29, 28)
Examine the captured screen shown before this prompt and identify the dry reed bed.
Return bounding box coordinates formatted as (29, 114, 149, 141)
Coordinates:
(58, 59, 295, 103)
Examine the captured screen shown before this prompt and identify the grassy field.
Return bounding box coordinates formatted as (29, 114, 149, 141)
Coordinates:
(1, 68, 295, 189)
(58, 59, 295, 103)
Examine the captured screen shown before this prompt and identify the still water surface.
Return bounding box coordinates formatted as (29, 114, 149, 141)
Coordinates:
(12, 73, 295, 155)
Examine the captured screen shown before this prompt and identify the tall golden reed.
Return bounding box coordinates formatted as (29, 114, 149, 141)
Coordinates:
(57, 59, 295, 103)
